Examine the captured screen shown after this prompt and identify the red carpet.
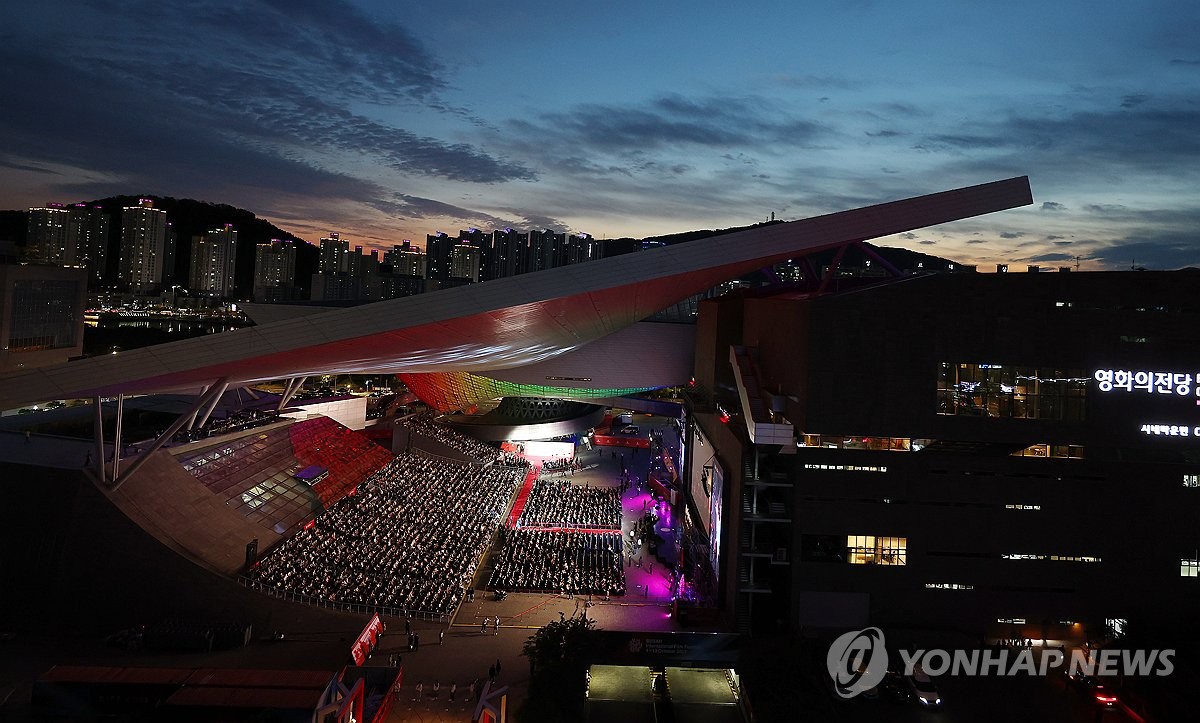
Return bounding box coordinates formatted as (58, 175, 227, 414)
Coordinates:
(507, 464, 540, 528)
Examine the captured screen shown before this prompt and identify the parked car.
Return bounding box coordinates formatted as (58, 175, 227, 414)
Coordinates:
(1066, 671, 1118, 707)
(906, 665, 943, 708)
(881, 672, 914, 704)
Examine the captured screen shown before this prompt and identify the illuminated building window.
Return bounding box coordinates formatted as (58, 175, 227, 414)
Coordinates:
(1012, 443, 1084, 459)
(937, 363, 1087, 421)
(925, 582, 974, 590)
(1003, 553, 1101, 563)
(997, 617, 1026, 625)
(1184, 474, 1200, 488)
(847, 535, 906, 565)
(799, 434, 927, 451)
(1005, 504, 1041, 511)
(1182, 559, 1199, 577)
(803, 464, 888, 473)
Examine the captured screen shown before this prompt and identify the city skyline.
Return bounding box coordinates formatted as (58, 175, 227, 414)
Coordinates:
(1, 1, 1198, 270)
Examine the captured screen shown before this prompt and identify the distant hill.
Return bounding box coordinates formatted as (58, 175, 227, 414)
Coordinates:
(602, 220, 970, 274)
(0, 201, 970, 299)
(0, 196, 317, 298)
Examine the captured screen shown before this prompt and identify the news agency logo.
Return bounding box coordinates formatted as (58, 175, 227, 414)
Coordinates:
(826, 626, 1176, 697)
(826, 627, 888, 699)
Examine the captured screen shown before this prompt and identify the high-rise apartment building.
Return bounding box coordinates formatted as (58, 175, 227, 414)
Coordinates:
(528, 229, 566, 272)
(118, 199, 167, 291)
(424, 232, 453, 284)
(66, 204, 110, 283)
(26, 205, 70, 264)
(319, 233, 349, 274)
(486, 228, 528, 281)
(566, 232, 599, 266)
(188, 224, 237, 298)
(253, 239, 297, 302)
(450, 241, 481, 284)
(384, 241, 425, 278)
(346, 246, 379, 277)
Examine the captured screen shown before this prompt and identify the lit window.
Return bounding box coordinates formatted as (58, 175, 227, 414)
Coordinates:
(847, 535, 906, 565)
(1182, 559, 1199, 577)
(1184, 474, 1199, 488)
(997, 617, 1026, 625)
(925, 582, 974, 590)
(1005, 504, 1042, 511)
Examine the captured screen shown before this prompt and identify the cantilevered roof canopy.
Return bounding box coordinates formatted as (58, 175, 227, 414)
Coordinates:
(0, 177, 1031, 409)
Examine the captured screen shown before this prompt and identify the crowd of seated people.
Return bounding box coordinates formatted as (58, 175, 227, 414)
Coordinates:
(517, 479, 621, 530)
(401, 413, 499, 464)
(489, 529, 626, 596)
(250, 453, 524, 616)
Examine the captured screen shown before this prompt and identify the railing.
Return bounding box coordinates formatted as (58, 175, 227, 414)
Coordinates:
(514, 520, 622, 531)
(238, 576, 450, 623)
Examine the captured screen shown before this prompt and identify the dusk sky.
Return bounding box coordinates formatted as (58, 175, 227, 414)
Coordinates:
(2, 1, 1198, 270)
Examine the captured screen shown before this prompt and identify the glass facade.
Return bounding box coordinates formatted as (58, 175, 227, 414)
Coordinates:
(1012, 443, 1085, 459)
(8, 279, 81, 351)
(937, 363, 1088, 421)
(847, 535, 907, 565)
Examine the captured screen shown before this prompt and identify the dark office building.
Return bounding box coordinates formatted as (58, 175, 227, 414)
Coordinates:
(686, 270, 1200, 642)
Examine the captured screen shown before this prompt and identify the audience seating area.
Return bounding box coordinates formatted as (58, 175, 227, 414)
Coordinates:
(489, 528, 626, 596)
(515, 478, 622, 530)
(248, 453, 525, 618)
(401, 413, 499, 464)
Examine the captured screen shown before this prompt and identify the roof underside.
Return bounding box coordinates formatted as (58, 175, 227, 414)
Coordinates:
(0, 177, 1031, 409)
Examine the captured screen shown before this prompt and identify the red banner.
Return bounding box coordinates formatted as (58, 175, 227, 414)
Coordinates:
(351, 613, 384, 666)
(593, 434, 650, 448)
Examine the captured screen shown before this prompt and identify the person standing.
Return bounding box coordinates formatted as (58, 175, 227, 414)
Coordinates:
(493, 617, 500, 635)
(439, 628, 445, 645)
(450, 682, 457, 701)
(495, 658, 502, 676)
(414, 681, 423, 701)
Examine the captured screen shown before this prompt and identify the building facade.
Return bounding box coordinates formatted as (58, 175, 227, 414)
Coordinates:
(253, 239, 298, 302)
(0, 264, 88, 373)
(188, 224, 237, 298)
(687, 270, 1200, 641)
(26, 205, 70, 264)
(118, 199, 167, 291)
(66, 204, 110, 283)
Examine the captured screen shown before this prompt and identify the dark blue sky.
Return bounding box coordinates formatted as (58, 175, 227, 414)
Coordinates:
(2, 0, 1198, 269)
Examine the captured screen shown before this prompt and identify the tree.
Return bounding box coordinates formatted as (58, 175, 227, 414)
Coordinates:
(519, 613, 600, 722)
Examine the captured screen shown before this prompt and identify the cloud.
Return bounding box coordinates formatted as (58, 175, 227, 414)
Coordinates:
(899, 232, 917, 239)
(0, 0, 534, 211)
(507, 93, 827, 161)
(1169, 58, 1200, 66)
(1041, 202, 1068, 211)
(919, 239, 936, 245)
(966, 239, 987, 245)
(1120, 94, 1148, 109)
(1027, 253, 1075, 262)
(866, 129, 904, 138)
(999, 231, 1024, 239)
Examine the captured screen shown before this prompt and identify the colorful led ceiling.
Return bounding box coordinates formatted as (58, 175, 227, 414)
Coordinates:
(400, 370, 655, 412)
(0, 177, 1032, 410)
